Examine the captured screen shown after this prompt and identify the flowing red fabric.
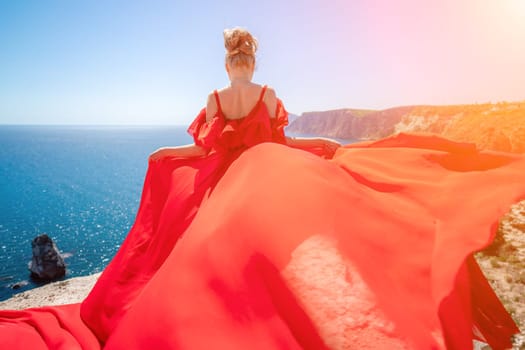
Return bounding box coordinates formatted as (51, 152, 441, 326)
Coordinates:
(1, 93, 524, 349)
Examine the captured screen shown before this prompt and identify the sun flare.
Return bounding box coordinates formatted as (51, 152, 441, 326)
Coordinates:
(503, 0, 525, 14)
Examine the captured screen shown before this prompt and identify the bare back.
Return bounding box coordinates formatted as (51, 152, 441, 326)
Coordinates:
(206, 83, 277, 122)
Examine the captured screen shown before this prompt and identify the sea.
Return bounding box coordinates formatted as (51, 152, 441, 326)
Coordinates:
(0, 125, 194, 301)
(0, 125, 351, 302)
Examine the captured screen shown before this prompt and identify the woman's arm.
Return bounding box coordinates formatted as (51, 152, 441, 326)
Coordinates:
(285, 136, 342, 154)
(149, 144, 208, 161)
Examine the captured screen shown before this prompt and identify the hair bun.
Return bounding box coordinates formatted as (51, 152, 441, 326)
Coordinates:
(223, 27, 258, 57)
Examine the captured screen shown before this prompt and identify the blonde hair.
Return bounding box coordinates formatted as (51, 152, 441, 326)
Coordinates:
(223, 27, 258, 69)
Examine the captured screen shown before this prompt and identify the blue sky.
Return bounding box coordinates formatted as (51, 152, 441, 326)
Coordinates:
(1, 0, 524, 125)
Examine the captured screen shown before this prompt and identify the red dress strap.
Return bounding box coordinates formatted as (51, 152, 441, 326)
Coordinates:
(213, 90, 223, 115)
(258, 85, 268, 103)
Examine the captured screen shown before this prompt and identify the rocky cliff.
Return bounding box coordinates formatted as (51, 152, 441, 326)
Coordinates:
(288, 101, 525, 153)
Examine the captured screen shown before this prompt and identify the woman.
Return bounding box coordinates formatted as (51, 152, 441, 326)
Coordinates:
(1, 28, 524, 350)
(148, 27, 341, 162)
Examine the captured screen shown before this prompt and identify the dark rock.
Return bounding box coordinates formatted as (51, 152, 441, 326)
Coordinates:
(10, 280, 28, 290)
(28, 234, 66, 281)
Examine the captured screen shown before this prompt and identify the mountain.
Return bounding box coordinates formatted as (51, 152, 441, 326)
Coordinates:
(287, 101, 525, 153)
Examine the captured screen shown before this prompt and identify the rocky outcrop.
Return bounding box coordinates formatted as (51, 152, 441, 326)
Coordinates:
(28, 234, 66, 281)
(475, 201, 525, 339)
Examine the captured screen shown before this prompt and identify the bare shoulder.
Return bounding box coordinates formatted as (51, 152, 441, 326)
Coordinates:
(206, 91, 218, 123)
(263, 85, 277, 99)
(263, 85, 278, 118)
(215, 86, 233, 96)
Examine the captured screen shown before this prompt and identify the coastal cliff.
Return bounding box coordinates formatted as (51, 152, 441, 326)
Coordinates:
(287, 101, 525, 153)
(286, 107, 414, 140)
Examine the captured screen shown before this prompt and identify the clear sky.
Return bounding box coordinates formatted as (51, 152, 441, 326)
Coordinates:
(1, 0, 524, 125)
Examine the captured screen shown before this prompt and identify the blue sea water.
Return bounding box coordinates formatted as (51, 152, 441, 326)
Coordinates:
(0, 125, 193, 301)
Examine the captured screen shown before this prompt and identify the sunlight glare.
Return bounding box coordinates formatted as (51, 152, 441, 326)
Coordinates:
(503, 0, 525, 15)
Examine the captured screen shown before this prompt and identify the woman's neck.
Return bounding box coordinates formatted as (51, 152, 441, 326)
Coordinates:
(228, 66, 253, 86)
(229, 75, 252, 87)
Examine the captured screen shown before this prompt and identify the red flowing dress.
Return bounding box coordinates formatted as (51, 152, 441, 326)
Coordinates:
(1, 86, 524, 350)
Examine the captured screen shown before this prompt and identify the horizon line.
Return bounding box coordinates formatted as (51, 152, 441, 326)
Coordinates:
(0, 123, 189, 127)
(1, 98, 524, 126)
